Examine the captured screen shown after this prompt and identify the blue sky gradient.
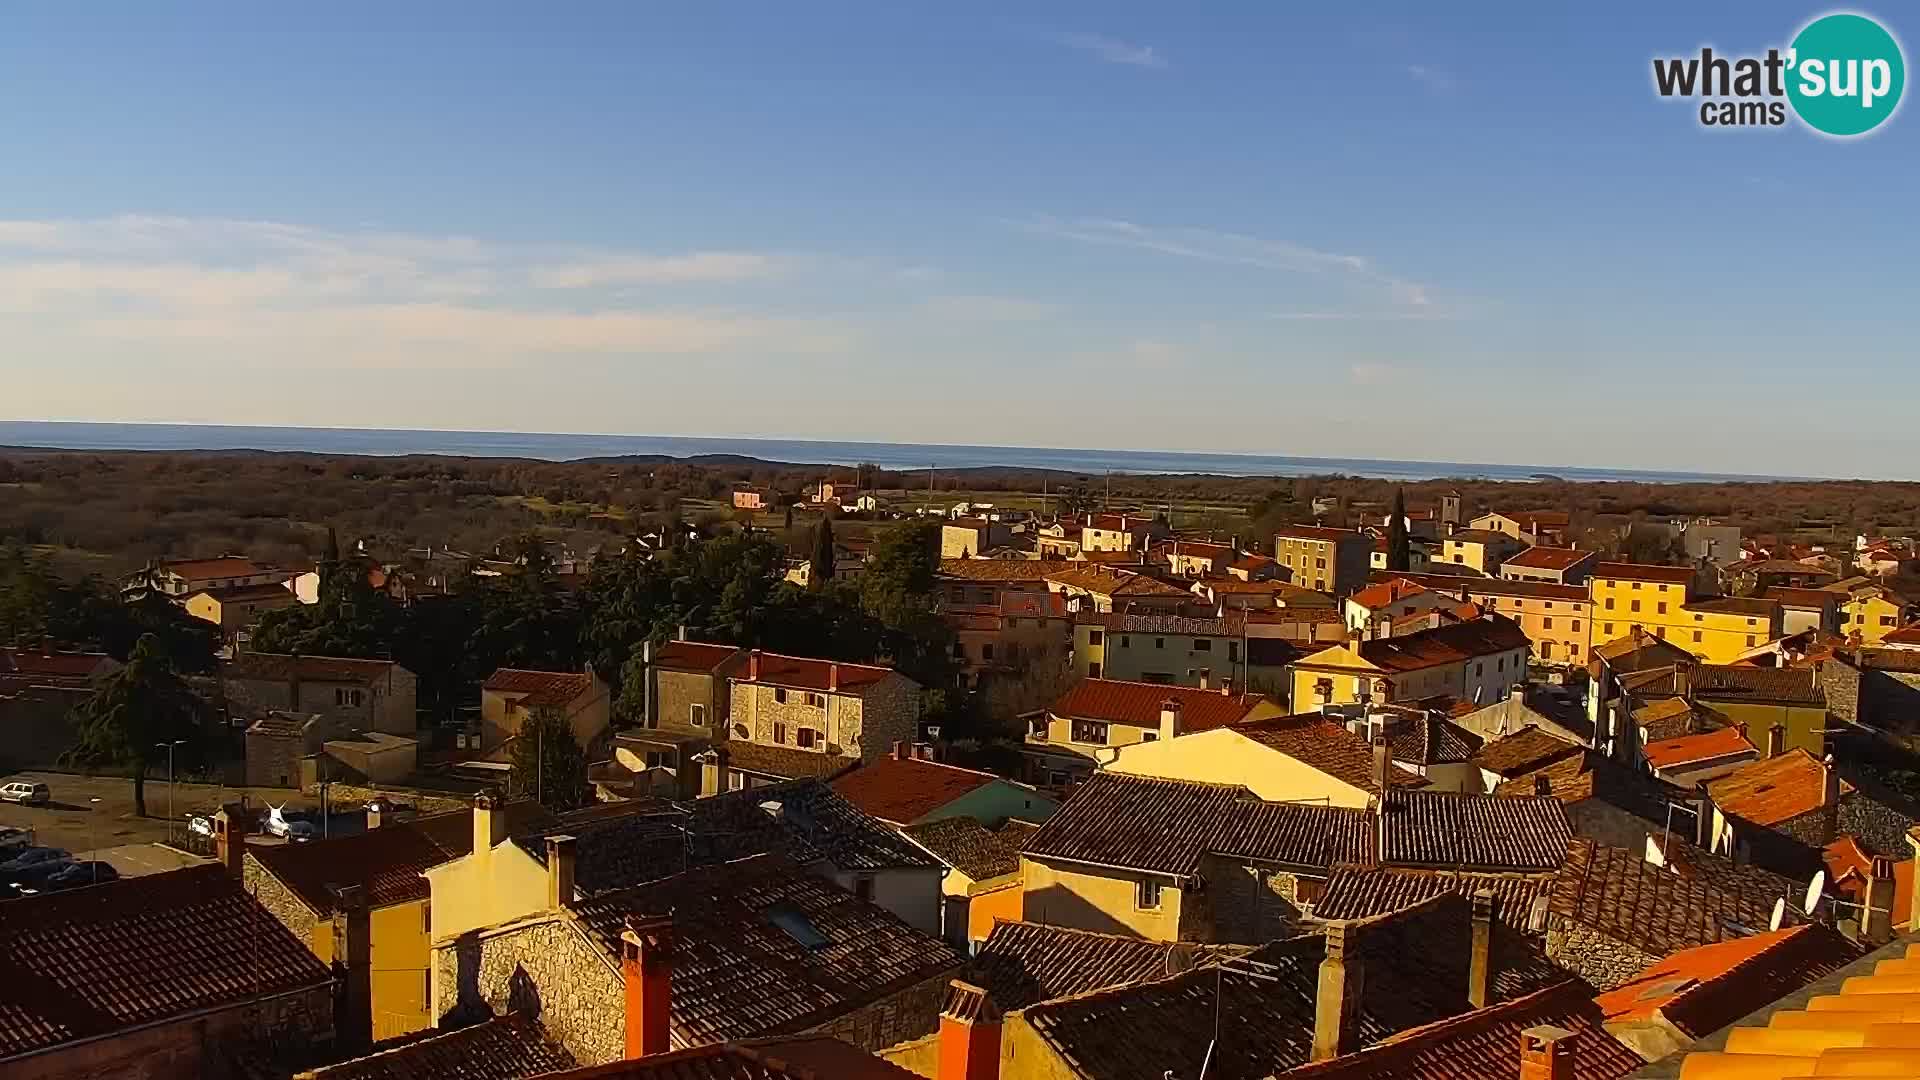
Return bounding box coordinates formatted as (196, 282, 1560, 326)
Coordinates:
(2, 3, 1914, 477)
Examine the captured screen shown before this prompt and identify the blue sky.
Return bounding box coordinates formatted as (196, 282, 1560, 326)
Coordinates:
(2, 3, 1914, 478)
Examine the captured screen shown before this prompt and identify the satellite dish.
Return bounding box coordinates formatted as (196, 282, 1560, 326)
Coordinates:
(1770, 896, 1787, 931)
(1804, 870, 1827, 915)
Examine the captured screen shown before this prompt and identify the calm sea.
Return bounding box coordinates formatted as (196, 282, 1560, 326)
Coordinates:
(0, 421, 1797, 485)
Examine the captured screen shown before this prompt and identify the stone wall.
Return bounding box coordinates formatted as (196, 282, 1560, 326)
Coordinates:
(302, 782, 470, 815)
(247, 732, 306, 788)
(1822, 657, 1861, 727)
(654, 669, 723, 734)
(1543, 919, 1658, 991)
(435, 916, 623, 1065)
(1565, 799, 1663, 853)
(1201, 855, 1306, 944)
(5, 984, 333, 1080)
(245, 853, 323, 952)
(804, 967, 956, 1052)
(854, 675, 922, 762)
(878, 1032, 940, 1079)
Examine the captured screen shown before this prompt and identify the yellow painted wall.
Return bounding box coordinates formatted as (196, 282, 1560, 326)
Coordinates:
(1841, 592, 1905, 645)
(1002, 1014, 1085, 1080)
(1676, 607, 1782, 663)
(1103, 728, 1373, 806)
(184, 593, 224, 628)
(1710, 702, 1826, 759)
(422, 842, 552, 946)
(1073, 624, 1243, 685)
(968, 882, 1025, 943)
(1020, 856, 1186, 941)
(310, 900, 436, 1039)
(1475, 595, 1592, 665)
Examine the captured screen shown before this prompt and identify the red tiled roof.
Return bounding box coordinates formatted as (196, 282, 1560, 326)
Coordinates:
(1047, 678, 1270, 731)
(0, 864, 333, 1060)
(1502, 546, 1595, 571)
(1231, 713, 1426, 790)
(650, 641, 742, 672)
(830, 755, 1008, 824)
(226, 652, 401, 685)
(1823, 835, 1915, 924)
(544, 1037, 921, 1080)
(939, 559, 1079, 581)
(1707, 749, 1853, 827)
(248, 803, 549, 911)
(740, 651, 898, 693)
(1275, 525, 1367, 543)
(1297, 617, 1531, 674)
(482, 668, 594, 708)
(158, 556, 276, 579)
(1593, 923, 1861, 1037)
(1045, 566, 1190, 597)
(1881, 623, 1920, 646)
(1592, 561, 1696, 585)
(1348, 579, 1430, 611)
(1642, 726, 1757, 770)
(1759, 586, 1841, 610)
(301, 1013, 576, 1080)
(1471, 726, 1583, 778)
(0, 649, 113, 679)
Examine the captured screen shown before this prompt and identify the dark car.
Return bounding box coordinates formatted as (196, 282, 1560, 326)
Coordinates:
(41, 861, 118, 890)
(0, 848, 74, 889)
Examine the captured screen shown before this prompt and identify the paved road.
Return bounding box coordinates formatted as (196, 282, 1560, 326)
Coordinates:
(0, 769, 330, 855)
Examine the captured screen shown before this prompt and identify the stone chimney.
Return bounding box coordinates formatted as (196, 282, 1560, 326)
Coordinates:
(937, 980, 1002, 1080)
(1519, 1025, 1575, 1080)
(1866, 855, 1897, 946)
(213, 801, 249, 876)
(829, 663, 840, 693)
(333, 884, 374, 1055)
(1312, 923, 1363, 1061)
(622, 914, 674, 1059)
(748, 649, 761, 681)
(1159, 699, 1183, 742)
(1767, 723, 1786, 759)
(473, 792, 506, 858)
(1469, 889, 1497, 1009)
(546, 835, 577, 911)
(1371, 735, 1391, 799)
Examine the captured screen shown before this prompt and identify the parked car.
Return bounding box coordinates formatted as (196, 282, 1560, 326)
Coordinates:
(186, 814, 215, 839)
(0, 827, 32, 855)
(263, 806, 318, 841)
(0, 781, 51, 805)
(41, 861, 118, 890)
(0, 848, 74, 889)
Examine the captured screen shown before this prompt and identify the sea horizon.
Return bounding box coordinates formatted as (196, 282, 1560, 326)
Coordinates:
(0, 420, 1818, 486)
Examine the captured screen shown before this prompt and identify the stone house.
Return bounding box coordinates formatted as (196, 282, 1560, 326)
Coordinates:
(183, 582, 300, 641)
(433, 852, 961, 1065)
(723, 650, 920, 772)
(0, 648, 118, 772)
(245, 710, 325, 787)
(479, 667, 611, 758)
(225, 652, 418, 737)
(0, 863, 336, 1080)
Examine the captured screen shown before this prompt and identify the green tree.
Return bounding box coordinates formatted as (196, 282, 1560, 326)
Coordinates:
(63, 634, 204, 817)
(1386, 488, 1411, 572)
(810, 516, 836, 585)
(509, 705, 590, 811)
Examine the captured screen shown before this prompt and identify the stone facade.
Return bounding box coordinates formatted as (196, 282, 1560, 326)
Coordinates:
(1543, 919, 1659, 991)
(226, 667, 418, 738)
(301, 782, 469, 815)
(1563, 799, 1663, 853)
(436, 916, 623, 1065)
(4, 984, 333, 1080)
(805, 968, 952, 1052)
(1200, 855, 1308, 944)
(247, 728, 313, 788)
(728, 673, 920, 765)
(654, 668, 727, 734)
(245, 853, 324, 951)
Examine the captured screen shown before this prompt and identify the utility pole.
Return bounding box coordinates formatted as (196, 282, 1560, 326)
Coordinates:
(155, 740, 186, 847)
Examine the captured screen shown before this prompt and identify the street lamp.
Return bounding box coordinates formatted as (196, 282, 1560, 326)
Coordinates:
(87, 797, 102, 884)
(155, 740, 187, 847)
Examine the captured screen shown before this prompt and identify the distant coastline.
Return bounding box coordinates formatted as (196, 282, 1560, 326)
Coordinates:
(0, 420, 1811, 485)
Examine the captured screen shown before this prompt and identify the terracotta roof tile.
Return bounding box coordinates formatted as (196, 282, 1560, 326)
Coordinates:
(1311, 865, 1553, 929)
(939, 559, 1079, 581)
(1381, 572, 1591, 604)
(719, 742, 860, 783)
(0, 649, 113, 680)
(482, 668, 594, 708)
(1643, 726, 1758, 770)
(1348, 579, 1431, 611)
(0, 864, 332, 1059)
(1276, 525, 1369, 543)
(1379, 789, 1573, 872)
(1501, 546, 1597, 571)
(1592, 562, 1696, 585)
(902, 818, 1039, 882)
(227, 652, 402, 685)
(1708, 749, 1852, 827)
(1304, 617, 1531, 674)
(1044, 566, 1190, 598)
(1593, 923, 1862, 1037)
(829, 756, 1009, 824)
(1047, 678, 1270, 732)
(649, 641, 743, 672)
(1390, 712, 1485, 767)
(1548, 840, 1775, 962)
(251, 803, 547, 911)
(1758, 586, 1840, 609)
(739, 651, 898, 693)
(156, 556, 277, 579)
(569, 853, 960, 1047)
(1471, 726, 1584, 777)
(963, 920, 1247, 1011)
(1232, 713, 1426, 790)
(541, 1036, 922, 1080)
(301, 1013, 576, 1080)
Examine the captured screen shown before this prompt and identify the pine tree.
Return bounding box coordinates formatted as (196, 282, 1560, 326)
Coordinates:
(811, 516, 836, 585)
(64, 634, 204, 816)
(1387, 488, 1412, 572)
(509, 705, 590, 811)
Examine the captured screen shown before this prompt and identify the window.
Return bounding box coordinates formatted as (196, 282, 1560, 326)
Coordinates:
(982, 644, 995, 662)
(1315, 558, 1327, 570)
(774, 688, 788, 704)
(1659, 583, 1668, 592)
(1631, 599, 1641, 613)
(1883, 616, 1898, 627)
(1453, 554, 1464, 563)
(1544, 601, 1554, 610)
(1475, 662, 1484, 677)
(1136, 880, 1162, 910)
(1141, 731, 1158, 743)
(773, 722, 787, 744)
(771, 904, 832, 948)
(1694, 613, 1704, 622)
(1542, 617, 1553, 630)
(1120, 635, 1131, 648)
(1071, 719, 1110, 744)
(797, 728, 817, 749)
(1228, 641, 1240, 662)
(1657, 602, 1667, 615)
(1604, 622, 1614, 635)
(1655, 626, 1666, 639)
(1747, 635, 1757, 646)
(853, 875, 875, 903)
(1088, 662, 1102, 679)
(1193, 638, 1211, 652)
(335, 688, 363, 707)
(728, 771, 746, 791)
(646, 750, 670, 769)
(1540, 642, 1553, 659)
(1154, 638, 1165, 649)
(1693, 630, 1703, 643)
(1572, 620, 1581, 632)
(690, 703, 707, 727)
(1605, 597, 1615, 610)
(1632, 582, 1642, 590)
(1089, 629, 1104, 646)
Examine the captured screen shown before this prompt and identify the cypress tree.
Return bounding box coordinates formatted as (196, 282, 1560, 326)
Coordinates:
(1387, 488, 1411, 572)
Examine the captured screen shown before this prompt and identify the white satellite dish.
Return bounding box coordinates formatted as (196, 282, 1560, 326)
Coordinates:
(1804, 870, 1827, 915)
(1769, 896, 1787, 932)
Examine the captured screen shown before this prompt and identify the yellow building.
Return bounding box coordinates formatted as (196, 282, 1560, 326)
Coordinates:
(1288, 617, 1531, 710)
(182, 582, 298, 639)
(1020, 678, 1283, 789)
(1071, 610, 1247, 687)
(1829, 578, 1914, 645)
(1102, 713, 1412, 806)
(1672, 597, 1784, 662)
(1590, 561, 1780, 663)
(1387, 573, 1593, 666)
(901, 817, 1037, 950)
(1438, 529, 1524, 575)
(242, 805, 543, 1040)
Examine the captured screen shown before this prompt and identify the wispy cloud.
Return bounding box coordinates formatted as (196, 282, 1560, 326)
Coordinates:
(1049, 32, 1167, 70)
(1407, 64, 1455, 92)
(0, 216, 845, 366)
(916, 294, 1058, 322)
(1349, 362, 1403, 385)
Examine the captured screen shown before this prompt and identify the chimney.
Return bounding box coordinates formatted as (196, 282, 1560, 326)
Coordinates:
(1766, 723, 1786, 759)
(473, 792, 506, 857)
(1469, 889, 1497, 1009)
(1672, 663, 1692, 700)
(1823, 754, 1842, 813)
(546, 835, 578, 910)
(1159, 699, 1183, 742)
(1312, 923, 1363, 1061)
(365, 801, 382, 831)
(748, 649, 761, 681)
(893, 740, 911, 761)
(937, 980, 1002, 1080)
(1198, 672, 1210, 691)
(1519, 1025, 1575, 1080)
(676, 624, 687, 642)
(333, 884, 373, 1054)
(829, 663, 840, 693)
(1372, 735, 1391, 798)
(213, 801, 249, 876)
(621, 914, 673, 1059)
(1866, 855, 1897, 946)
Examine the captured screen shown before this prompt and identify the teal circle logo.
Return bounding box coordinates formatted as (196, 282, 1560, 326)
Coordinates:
(1787, 13, 1905, 136)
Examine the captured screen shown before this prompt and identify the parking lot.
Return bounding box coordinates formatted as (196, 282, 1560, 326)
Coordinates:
(0, 769, 331, 859)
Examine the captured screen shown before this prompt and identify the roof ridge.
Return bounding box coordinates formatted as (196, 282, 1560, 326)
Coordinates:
(1019, 932, 1323, 1016)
